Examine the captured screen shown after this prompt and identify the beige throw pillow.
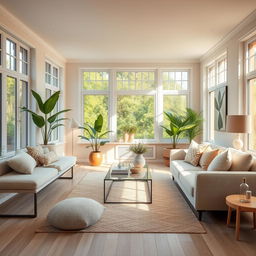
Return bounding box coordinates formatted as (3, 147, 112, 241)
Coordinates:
(184, 140, 206, 166)
(229, 148, 253, 171)
(39, 151, 59, 166)
(199, 148, 219, 170)
(207, 149, 232, 171)
(7, 152, 36, 174)
(27, 146, 44, 166)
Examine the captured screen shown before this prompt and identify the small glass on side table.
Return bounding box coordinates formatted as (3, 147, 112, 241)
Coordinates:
(104, 163, 152, 204)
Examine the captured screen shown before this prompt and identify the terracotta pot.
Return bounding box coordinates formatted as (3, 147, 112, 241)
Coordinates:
(123, 133, 129, 143)
(128, 133, 135, 143)
(89, 151, 103, 166)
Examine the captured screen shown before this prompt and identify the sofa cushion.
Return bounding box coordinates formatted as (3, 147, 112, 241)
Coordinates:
(185, 141, 205, 166)
(27, 146, 45, 166)
(229, 148, 253, 171)
(171, 160, 203, 179)
(7, 152, 36, 174)
(0, 167, 58, 191)
(207, 149, 232, 171)
(47, 156, 76, 172)
(0, 159, 12, 176)
(47, 197, 105, 230)
(199, 148, 219, 170)
(39, 151, 59, 166)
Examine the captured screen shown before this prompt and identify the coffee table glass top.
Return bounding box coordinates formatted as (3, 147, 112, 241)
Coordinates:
(104, 163, 152, 181)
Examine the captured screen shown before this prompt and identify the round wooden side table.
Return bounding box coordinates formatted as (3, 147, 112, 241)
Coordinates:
(226, 194, 256, 240)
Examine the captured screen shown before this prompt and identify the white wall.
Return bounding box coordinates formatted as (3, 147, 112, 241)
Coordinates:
(0, 5, 66, 146)
(200, 11, 256, 147)
(65, 62, 200, 163)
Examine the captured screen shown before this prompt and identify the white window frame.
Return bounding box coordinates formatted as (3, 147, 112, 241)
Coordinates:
(0, 29, 30, 157)
(245, 35, 256, 151)
(45, 59, 61, 144)
(206, 53, 227, 142)
(80, 68, 191, 143)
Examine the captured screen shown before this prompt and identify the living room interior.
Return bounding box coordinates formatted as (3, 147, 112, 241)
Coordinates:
(0, 0, 256, 255)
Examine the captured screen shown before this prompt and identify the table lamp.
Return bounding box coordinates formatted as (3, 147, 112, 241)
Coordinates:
(226, 115, 251, 150)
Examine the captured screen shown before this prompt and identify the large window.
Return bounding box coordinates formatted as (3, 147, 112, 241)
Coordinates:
(45, 60, 61, 143)
(206, 54, 227, 141)
(0, 30, 30, 156)
(82, 69, 190, 142)
(246, 37, 256, 150)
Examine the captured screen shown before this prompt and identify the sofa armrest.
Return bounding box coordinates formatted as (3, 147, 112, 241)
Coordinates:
(194, 171, 256, 210)
(170, 149, 187, 161)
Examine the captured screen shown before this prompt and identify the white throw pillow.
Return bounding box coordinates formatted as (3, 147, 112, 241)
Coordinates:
(229, 148, 253, 171)
(207, 149, 232, 171)
(184, 140, 206, 166)
(47, 197, 105, 230)
(7, 152, 36, 174)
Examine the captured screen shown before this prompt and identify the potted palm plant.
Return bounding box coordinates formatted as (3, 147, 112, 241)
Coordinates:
(21, 90, 71, 145)
(79, 114, 112, 166)
(161, 108, 202, 166)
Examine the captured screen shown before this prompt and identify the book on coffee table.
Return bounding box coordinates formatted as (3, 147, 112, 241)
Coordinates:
(111, 163, 129, 175)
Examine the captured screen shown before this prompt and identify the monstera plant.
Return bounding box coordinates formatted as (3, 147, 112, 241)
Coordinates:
(21, 90, 71, 145)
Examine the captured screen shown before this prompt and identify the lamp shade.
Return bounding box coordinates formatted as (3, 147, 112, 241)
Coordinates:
(70, 118, 80, 129)
(226, 115, 251, 133)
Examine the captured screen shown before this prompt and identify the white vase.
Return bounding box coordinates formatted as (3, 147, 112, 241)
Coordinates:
(133, 154, 145, 168)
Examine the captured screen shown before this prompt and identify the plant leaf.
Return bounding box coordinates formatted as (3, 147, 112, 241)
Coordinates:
(48, 109, 71, 123)
(99, 131, 112, 138)
(31, 90, 45, 113)
(43, 91, 60, 114)
(100, 141, 109, 146)
(51, 124, 64, 130)
(94, 114, 103, 132)
(32, 114, 45, 128)
(78, 135, 90, 141)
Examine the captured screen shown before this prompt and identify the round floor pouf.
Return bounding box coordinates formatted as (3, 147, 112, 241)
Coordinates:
(47, 197, 105, 230)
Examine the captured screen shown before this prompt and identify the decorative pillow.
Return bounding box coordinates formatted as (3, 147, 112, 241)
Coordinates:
(27, 146, 44, 166)
(47, 197, 105, 230)
(207, 149, 232, 171)
(7, 152, 36, 174)
(43, 147, 50, 154)
(199, 148, 219, 170)
(39, 151, 59, 166)
(229, 148, 253, 171)
(184, 140, 206, 166)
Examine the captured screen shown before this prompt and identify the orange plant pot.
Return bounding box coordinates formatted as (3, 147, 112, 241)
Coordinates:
(89, 151, 103, 166)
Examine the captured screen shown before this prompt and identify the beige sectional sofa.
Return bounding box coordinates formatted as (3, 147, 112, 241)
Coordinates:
(170, 144, 256, 220)
(0, 156, 76, 217)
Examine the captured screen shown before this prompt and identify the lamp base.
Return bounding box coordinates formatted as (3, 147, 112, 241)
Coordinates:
(232, 134, 243, 150)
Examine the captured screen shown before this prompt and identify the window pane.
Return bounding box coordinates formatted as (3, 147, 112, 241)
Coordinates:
(163, 95, 187, 138)
(208, 66, 215, 88)
(217, 59, 227, 84)
(7, 76, 16, 152)
(6, 39, 16, 71)
(19, 47, 28, 75)
(83, 72, 109, 90)
(83, 95, 109, 137)
(117, 95, 154, 139)
(20, 81, 28, 148)
(117, 71, 155, 90)
(248, 41, 256, 72)
(249, 78, 256, 150)
(162, 71, 188, 90)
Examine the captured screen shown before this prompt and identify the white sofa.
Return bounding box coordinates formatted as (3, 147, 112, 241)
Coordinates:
(0, 156, 76, 218)
(170, 144, 256, 220)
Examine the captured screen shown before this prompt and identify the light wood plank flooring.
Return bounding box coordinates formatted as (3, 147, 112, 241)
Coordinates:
(0, 164, 256, 256)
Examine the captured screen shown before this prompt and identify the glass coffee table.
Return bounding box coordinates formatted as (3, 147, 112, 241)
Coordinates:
(104, 164, 152, 204)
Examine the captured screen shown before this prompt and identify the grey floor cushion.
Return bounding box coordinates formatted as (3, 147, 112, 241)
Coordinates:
(47, 197, 105, 230)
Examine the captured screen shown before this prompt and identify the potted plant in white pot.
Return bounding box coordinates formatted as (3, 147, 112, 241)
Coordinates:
(129, 143, 147, 173)
(78, 114, 112, 166)
(21, 90, 71, 148)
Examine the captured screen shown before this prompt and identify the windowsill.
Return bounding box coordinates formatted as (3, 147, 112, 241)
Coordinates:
(77, 141, 189, 145)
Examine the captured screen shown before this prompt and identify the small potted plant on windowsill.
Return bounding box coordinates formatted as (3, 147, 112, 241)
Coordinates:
(161, 108, 203, 166)
(128, 126, 137, 143)
(79, 114, 112, 166)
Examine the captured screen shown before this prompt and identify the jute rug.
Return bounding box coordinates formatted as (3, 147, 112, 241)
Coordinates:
(36, 168, 205, 233)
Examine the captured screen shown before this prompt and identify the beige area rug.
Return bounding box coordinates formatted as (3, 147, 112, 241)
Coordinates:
(36, 167, 206, 233)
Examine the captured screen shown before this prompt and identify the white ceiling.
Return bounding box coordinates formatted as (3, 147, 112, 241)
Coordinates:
(0, 0, 256, 62)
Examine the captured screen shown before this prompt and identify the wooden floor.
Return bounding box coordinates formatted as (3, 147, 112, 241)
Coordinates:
(0, 164, 256, 256)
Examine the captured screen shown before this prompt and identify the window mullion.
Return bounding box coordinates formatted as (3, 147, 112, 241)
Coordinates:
(156, 69, 162, 141)
(109, 69, 116, 141)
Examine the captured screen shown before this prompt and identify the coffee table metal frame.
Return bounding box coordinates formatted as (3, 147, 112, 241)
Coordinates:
(104, 165, 152, 204)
